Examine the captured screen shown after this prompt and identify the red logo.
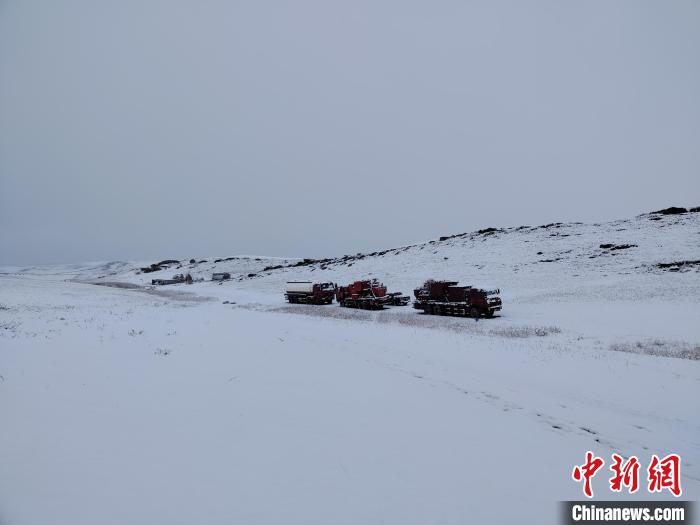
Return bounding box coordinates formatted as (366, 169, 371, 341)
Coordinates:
(648, 454, 682, 497)
(572, 452, 682, 498)
(609, 454, 640, 493)
(572, 451, 605, 498)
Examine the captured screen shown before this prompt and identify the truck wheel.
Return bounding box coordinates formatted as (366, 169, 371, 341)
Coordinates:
(470, 307, 480, 319)
(485, 310, 494, 318)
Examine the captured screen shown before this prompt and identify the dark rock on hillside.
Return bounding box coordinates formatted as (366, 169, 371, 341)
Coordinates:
(139, 260, 180, 273)
(600, 243, 637, 251)
(288, 258, 320, 268)
(651, 207, 687, 215)
(656, 260, 700, 271)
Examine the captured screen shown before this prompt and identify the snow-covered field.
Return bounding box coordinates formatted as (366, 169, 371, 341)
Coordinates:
(1, 211, 698, 524)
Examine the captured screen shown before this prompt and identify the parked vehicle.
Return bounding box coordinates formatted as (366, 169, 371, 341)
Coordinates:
(212, 272, 231, 281)
(335, 279, 409, 309)
(152, 273, 192, 286)
(413, 280, 502, 318)
(285, 282, 336, 304)
(152, 275, 183, 286)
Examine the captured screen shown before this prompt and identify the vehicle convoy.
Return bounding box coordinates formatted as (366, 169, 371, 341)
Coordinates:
(335, 279, 410, 309)
(413, 280, 502, 318)
(285, 281, 336, 304)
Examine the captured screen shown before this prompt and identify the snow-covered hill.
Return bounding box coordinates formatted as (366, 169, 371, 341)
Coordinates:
(18, 207, 696, 338)
(230, 208, 700, 301)
(4, 208, 699, 354)
(45, 208, 700, 297)
(1, 208, 698, 525)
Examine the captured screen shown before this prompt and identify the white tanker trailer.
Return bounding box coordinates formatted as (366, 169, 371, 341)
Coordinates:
(284, 281, 336, 305)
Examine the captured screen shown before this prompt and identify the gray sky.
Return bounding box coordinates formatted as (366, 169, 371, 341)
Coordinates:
(1, 1, 698, 265)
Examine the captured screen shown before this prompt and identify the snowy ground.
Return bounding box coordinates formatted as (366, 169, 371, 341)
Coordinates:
(1, 211, 698, 524)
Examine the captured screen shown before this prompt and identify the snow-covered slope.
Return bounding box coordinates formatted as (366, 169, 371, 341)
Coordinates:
(0, 255, 298, 284)
(1, 209, 698, 525)
(43, 209, 699, 296)
(33, 208, 697, 330)
(228, 209, 700, 301)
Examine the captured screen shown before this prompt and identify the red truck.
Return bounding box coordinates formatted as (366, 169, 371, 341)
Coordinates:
(413, 280, 502, 318)
(285, 282, 336, 305)
(336, 279, 409, 309)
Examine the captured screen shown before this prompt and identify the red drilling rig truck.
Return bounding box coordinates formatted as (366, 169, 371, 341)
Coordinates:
(413, 280, 502, 318)
(335, 279, 410, 309)
(285, 281, 336, 304)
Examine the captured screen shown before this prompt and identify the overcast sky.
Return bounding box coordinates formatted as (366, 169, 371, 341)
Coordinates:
(1, 1, 698, 265)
